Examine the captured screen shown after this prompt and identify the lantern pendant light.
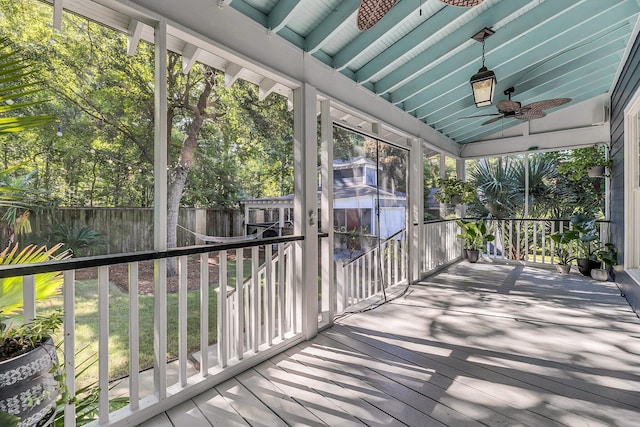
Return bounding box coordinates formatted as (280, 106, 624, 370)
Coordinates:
(470, 27, 497, 108)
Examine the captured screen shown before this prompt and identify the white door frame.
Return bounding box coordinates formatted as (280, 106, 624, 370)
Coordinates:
(623, 87, 640, 274)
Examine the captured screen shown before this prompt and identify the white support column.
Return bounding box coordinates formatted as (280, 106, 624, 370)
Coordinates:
(524, 153, 530, 218)
(439, 154, 446, 219)
(409, 138, 424, 283)
(455, 159, 466, 218)
(52, 0, 63, 30)
(320, 100, 334, 324)
(293, 82, 318, 340)
(153, 19, 168, 400)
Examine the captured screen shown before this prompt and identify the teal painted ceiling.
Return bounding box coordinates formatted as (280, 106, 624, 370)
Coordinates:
(226, 0, 640, 143)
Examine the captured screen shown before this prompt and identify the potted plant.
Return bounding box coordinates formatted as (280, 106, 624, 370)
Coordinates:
(550, 229, 579, 274)
(435, 177, 476, 205)
(456, 219, 495, 263)
(569, 214, 601, 276)
(0, 244, 70, 427)
(591, 242, 617, 281)
(557, 146, 611, 181)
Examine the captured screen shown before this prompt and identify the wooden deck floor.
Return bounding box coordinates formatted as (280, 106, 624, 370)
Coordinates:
(141, 262, 640, 426)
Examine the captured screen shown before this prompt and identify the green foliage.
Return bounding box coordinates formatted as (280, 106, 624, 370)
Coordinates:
(0, 37, 55, 133)
(595, 242, 617, 267)
(468, 153, 604, 219)
(557, 146, 610, 181)
(0, 412, 19, 427)
(550, 229, 579, 265)
(435, 177, 476, 204)
(469, 158, 520, 217)
(455, 220, 495, 251)
(1, 310, 62, 355)
(570, 213, 600, 260)
(52, 351, 129, 427)
(35, 224, 107, 257)
(0, 243, 69, 317)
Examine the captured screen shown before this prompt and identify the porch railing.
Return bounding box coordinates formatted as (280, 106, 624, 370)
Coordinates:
(1, 235, 303, 427)
(335, 229, 407, 312)
(421, 219, 463, 274)
(478, 218, 610, 264)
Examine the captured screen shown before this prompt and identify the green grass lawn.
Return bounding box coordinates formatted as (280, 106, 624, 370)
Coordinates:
(41, 279, 219, 389)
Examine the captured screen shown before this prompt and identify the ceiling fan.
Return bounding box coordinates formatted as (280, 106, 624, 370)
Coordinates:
(357, 0, 484, 31)
(461, 87, 572, 125)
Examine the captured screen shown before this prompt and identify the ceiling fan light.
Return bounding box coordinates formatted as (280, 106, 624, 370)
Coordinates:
(470, 66, 497, 108)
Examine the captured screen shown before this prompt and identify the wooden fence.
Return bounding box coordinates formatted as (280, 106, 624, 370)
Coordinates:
(4, 207, 243, 254)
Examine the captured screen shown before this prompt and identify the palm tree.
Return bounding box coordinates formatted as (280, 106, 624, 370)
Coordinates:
(468, 157, 519, 218)
(0, 37, 55, 133)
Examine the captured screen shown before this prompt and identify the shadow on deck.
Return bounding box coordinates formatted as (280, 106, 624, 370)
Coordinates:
(143, 262, 640, 427)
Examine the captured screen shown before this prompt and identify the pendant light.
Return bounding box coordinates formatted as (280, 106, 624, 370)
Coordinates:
(469, 27, 496, 108)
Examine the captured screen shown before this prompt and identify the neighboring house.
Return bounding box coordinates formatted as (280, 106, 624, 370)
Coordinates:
(243, 157, 406, 239)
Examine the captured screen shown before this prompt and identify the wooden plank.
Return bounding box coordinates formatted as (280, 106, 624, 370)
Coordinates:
(312, 331, 522, 427)
(252, 359, 366, 427)
(138, 413, 173, 427)
(166, 399, 213, 427)
(235, 367, 328, 426)
(215, 377, 287, 427)
(193, 388, 249, 427)
(285, 344, 448, 426)
(326, 323, 569, 427)
(277, 347, 406, 427)
(300, 335, 485, 427)
(331, 266, 640, 426)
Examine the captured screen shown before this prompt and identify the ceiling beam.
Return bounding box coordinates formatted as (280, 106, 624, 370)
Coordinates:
(425, 25, 629, 128)
(268, 0, 301, 33)
(332, 0, 441, 72)
(354, 3, 465, 84)
(304, 0, 359, 54)
(392, 0, 590, 108)
(459, 124, 610, 159)
(369, 0, 530, 94)
(403, 5, 634, 119)
(427, 31, 628, 133)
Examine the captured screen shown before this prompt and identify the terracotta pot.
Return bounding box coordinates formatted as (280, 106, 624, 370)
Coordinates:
(591, 268, 608, 281)
(0, 337, 58, 427)
(556, 264, 571, 274)
(465, 249, 480, 263)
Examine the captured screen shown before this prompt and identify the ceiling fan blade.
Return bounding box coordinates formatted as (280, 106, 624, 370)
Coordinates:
(516, 110, 546, 120)
(482, 115, 506, 125)
(440, 0, 484, 6)
(357, 0, 397, 31)
(496, 99, 521, 113)
(521, 98, 571, 111)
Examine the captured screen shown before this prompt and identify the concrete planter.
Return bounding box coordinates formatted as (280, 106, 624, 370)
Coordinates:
(0, 337, 58, 427)
(591, 268, 608, 281)
(556, 264, 571, 274)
